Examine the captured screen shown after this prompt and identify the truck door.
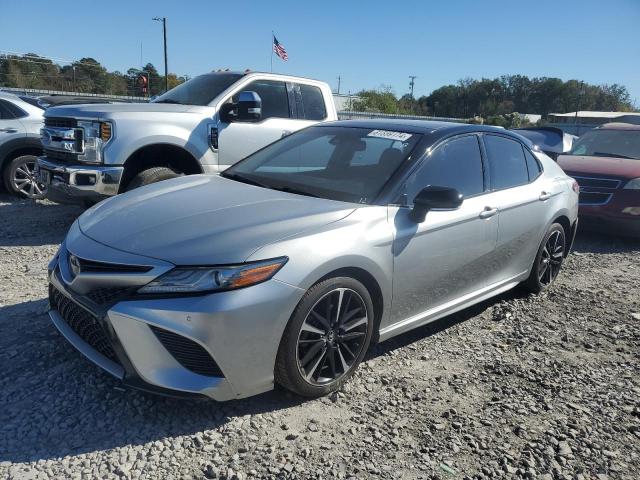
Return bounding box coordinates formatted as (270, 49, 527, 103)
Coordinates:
(216, 79, 314, 168)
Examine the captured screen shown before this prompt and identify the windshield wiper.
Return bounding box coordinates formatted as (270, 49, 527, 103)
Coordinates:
(592, 152, 637, 159)
(222, 172, 270, 188)
(154, 99, 182, 104)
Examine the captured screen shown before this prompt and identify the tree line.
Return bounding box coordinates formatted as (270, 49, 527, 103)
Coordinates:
(352, 75, 636, 125)
(0, 53, 187, 97)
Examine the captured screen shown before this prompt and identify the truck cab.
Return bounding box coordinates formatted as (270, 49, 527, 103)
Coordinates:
(37, 71, 336, 204)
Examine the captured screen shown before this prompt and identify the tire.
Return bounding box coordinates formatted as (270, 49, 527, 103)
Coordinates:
(275, 276, 375, 398)
(3, 155, 47, 199)
(522, 223, 566, 293)
(124, 166, 181, 192)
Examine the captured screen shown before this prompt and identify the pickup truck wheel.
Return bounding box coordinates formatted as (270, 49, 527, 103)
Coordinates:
(124, 167, 181, 192)
(3, 155, 47, 200)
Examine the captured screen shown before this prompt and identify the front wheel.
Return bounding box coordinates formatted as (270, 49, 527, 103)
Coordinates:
(124, 166, 181, 192)
(275, 277, 374, 398)
(3, 155, 47, 199)
(522, 223, 566, 293)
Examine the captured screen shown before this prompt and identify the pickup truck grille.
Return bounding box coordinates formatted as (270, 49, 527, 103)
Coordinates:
(566, 173, 622, 206)
(44, 148, 78, 163)
(45, 117, 78, 128)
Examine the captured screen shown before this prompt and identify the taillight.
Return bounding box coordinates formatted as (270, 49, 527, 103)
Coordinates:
(571, 179, 580, 194)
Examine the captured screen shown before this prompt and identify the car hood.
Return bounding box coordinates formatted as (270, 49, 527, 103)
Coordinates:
(46, 102, 212, 118)
(78, 175, 356, 265)
(558, 155, 640, 179)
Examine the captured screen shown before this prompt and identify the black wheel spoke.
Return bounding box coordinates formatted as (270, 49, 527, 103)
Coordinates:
(340, 331, 365, 342)
(300, 340, 325, 368)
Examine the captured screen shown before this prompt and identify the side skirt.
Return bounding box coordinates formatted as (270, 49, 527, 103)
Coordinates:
(378, 271, 527, 342)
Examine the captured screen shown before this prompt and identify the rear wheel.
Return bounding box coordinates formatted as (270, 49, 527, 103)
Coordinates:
(275, 277, 374, 398)
(3, 155, 47, 199)
(124, 166, 181, 192)
(522, 223, 566, 293)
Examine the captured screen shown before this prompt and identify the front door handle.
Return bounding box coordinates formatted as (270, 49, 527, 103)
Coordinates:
(0, 128, 18, 133)
(479, 207, 498, 219)
(539, 191, 552, 201)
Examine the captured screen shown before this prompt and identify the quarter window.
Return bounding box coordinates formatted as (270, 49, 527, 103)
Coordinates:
(484, 135, 529, 190)
(0, 100, 17, 119)
(524, 148, 542, 180)
(297, 84, 327, 120)
(405, 135, 485, 202)
(234, 80, 290, 120)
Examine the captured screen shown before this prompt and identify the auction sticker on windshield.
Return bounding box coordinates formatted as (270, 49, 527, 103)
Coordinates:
(367, 130, 413, 141)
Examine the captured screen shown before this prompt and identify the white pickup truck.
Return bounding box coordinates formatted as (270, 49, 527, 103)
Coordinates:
(37, 71, 336, 204)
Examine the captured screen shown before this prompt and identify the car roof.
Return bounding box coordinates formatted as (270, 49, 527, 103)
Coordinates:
(315, 119, 534, 145)
(597, 122, 640, 131)
(0, 91, 20, 101)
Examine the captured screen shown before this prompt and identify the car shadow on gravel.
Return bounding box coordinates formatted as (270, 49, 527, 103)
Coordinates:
(0, 194, 83, 247)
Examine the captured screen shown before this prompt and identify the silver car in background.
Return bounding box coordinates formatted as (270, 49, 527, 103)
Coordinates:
(47, 120, 579, 400)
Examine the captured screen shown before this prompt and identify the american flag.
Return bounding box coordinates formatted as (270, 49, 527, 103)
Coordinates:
(273, 35, 288, 61)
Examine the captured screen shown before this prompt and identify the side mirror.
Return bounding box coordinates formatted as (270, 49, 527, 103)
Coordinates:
(237, 91, 262, 122)
(410, 186, 463, 223)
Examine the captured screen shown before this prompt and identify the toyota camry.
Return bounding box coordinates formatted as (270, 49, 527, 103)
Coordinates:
(47, 120, 579, 400)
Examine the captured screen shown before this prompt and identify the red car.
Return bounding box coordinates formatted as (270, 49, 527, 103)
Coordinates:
(558, 123, 640, 236)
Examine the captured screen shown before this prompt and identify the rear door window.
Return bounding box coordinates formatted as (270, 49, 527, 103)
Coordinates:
(296, 84, 327, 120)
(484, 135, 530, 190)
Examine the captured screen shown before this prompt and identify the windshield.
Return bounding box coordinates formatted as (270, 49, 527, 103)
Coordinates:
(223, 126, 422, 204)
(152, 73, 243, 106)
(568, 129, 640, 160)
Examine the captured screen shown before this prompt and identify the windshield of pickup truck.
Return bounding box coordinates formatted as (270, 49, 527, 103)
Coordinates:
(222, 126, 422, 204)
(153, 72, 243, 106)
(567, 129, 640, 160)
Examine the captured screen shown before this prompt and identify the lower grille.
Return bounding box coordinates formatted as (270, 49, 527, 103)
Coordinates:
(150, 326, 223, 377)
(49, 284, 120, 364)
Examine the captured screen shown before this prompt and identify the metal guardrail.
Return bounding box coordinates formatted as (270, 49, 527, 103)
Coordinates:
(337, 110, 468, 123)
(0, 86, 146, 102)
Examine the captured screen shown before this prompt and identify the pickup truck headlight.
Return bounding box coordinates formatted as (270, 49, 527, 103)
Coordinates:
(138, 257, 288, 294)
(623, 178, 640, 190)
(77, 120, 113, 163)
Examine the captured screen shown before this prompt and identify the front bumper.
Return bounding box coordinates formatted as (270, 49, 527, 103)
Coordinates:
(580, 197, 640, 237)
(48, 232, 305, 401)
(37, 157, 123, 204)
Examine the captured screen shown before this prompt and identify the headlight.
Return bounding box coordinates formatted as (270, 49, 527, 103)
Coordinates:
(77, 120, 113, 163)
(623, 178, 640, 190)
(138, 257, 288, 294)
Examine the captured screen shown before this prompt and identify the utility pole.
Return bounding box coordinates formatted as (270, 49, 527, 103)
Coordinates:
(153, 17, 168, 92)
(409, 76, 417, 98)
(336, 75, 341, 95)
(72, 66, 76, 92)
(408, 75, 417, 113)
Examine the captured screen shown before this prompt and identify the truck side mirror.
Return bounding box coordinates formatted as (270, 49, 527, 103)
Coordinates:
(236, 91, 262, 122)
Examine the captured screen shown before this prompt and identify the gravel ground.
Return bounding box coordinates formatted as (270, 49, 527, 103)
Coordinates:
(1, 193, 639, 480)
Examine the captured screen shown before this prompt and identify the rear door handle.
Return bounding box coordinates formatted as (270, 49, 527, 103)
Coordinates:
(539, 191, 552, 201)
(479, 207, 498, 219)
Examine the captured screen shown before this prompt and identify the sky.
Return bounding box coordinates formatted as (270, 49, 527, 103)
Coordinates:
(1, 0, 639, 105)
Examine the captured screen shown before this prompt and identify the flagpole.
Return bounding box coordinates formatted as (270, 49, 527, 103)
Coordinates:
(270, 31, 274, 73)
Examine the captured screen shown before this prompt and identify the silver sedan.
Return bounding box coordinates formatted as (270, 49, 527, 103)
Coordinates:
(47, 120, 579, 400)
